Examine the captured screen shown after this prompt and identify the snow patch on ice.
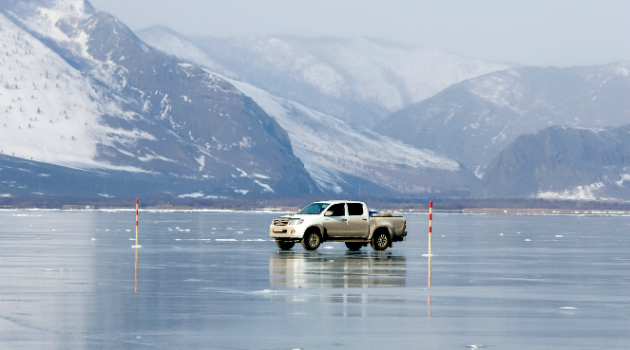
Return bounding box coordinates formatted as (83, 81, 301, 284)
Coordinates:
(251, 289, 281, 294)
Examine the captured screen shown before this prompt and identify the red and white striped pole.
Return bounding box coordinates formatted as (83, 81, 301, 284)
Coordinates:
(428, 201, 433, 255)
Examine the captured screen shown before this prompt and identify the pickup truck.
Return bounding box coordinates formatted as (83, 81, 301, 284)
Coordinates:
(269, 200, 407, 251)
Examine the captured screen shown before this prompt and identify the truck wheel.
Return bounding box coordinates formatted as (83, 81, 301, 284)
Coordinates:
(301, 231, 321, 250)
(275, 240, 295, 250)
(371, 230, 390, 251)
(345, 242, 363, 251)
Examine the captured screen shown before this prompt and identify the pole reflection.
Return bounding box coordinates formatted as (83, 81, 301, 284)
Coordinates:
(134, 247, 138, 293)
(428, 255, 431, 318)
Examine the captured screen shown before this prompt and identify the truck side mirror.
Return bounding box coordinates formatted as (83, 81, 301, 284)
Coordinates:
(324, 211, 333, 216)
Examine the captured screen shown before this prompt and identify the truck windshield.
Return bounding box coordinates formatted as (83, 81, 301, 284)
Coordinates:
(297, 202, 330, 215)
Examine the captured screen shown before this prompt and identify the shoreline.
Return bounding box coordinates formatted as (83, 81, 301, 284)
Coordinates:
(2, 207, 630, 216)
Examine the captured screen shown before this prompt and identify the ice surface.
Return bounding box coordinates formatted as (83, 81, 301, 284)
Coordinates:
(1, 211, 629, 349)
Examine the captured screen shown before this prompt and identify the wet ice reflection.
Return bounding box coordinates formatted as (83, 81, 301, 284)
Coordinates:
(270, 251, 406, 289)
(268, 251, 406, 314)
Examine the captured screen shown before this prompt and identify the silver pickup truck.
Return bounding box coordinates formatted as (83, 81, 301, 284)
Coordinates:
(269, 200, 407, 251)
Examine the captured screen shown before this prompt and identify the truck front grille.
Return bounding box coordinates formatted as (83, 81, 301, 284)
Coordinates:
(273, 218, 291, 226)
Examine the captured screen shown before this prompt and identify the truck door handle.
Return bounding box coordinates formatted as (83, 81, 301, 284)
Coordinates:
(342, 219, 347, 222)
(362, 218, 368, 220)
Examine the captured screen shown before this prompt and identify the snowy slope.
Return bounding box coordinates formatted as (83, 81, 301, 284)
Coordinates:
(0, 0, 319, 198)
(226, 78, 478, 194)
(138, 27, 508, 127)
(0, 12, 146, 171)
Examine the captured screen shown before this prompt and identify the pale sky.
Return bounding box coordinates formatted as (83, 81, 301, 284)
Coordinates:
(89, 0, 630, 67)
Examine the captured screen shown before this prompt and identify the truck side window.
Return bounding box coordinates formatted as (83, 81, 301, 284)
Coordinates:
(347, 203, 364, 216)
(327, 203, 345, 216)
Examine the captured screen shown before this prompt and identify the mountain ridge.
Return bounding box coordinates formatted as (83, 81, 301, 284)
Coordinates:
(138, 25, 481, 195)
(138, 25, 508, 128)
(0, 0, 319, 198)
(476, 124, 630, 201)
(376, 63, 630, 177)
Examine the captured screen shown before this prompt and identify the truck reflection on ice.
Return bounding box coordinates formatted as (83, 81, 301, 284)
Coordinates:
(269, 251, 406, 289)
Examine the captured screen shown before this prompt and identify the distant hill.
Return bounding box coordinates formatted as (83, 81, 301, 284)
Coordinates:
(476, 125, 630, 201)
(376, 64, 630, 177)
(138, 26, 508, 128)
(137, 25, 480, 195)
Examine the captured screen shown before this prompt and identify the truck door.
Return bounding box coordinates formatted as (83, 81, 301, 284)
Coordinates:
(323, 203, 347, 237)
(346, 203, 369, 237)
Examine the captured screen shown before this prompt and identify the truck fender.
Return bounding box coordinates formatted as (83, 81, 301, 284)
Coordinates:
(304, 224, 325, 240)
(369, 224, 394, 240)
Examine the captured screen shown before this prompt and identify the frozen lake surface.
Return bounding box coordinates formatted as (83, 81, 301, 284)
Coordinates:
(1, 210, 629, 349)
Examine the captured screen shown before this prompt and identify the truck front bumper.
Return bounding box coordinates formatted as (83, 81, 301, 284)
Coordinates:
(269, 225, 303, 240)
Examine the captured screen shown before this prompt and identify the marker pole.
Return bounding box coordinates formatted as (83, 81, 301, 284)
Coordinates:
(135, 198, 139, 247)
(429, 201, 433, 256)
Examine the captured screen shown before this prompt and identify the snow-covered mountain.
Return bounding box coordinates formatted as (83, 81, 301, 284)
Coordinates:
(376, 64, 630, 177)
(476, 125, 630, 201)
(135, 25, 479, 195)
(0, 0, 318, 198)
(226, 79, 479, 195)
(0, 11, 142, 170)
(138, 26, 508, 128)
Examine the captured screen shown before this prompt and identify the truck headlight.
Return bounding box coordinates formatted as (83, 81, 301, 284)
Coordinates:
(290, 219, 304, 225)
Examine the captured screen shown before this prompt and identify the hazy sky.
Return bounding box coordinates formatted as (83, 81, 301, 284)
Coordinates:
(89, 0, 630, 67)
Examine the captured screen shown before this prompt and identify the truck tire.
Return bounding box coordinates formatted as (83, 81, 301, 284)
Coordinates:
(345, 242, 363, 251)
(371, 229, 390, 251)
(301, 230, 322, 250)
(275, 240, 295, 250)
